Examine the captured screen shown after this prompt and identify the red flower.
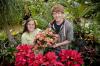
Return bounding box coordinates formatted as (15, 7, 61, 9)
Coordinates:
(59, 50, 84, 66)
(35, 53, 44, 64)
(16, 44, 32, 50)
(42, 51, 64, 66)
(15, 40, 84, 66)
(73, 64, 80, 66)
(15, 45, 35, 66)
(44, 52, 57, 62)
(42, 52, 57, 66)
(54, 62, 64, 66)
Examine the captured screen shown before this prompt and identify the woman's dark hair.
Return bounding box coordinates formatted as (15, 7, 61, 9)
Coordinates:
(23, 18, 36, 33)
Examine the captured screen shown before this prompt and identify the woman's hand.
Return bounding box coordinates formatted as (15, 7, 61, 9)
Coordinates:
(32, 44, 38, 51)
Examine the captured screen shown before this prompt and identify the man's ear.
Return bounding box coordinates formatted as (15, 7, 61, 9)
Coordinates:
(50, 19, 55, 25)
(63, 14, 65, 18)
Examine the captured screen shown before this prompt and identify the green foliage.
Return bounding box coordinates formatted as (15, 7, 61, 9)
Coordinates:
(0, 48, 16, 64)
(0, 32, 7, 40)
(33, 15, 49, 29)
(0, 0, 24, 30)
(95, 12, 100, 25)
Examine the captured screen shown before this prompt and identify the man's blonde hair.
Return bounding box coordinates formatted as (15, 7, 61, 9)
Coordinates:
(51, 4, 64, 13)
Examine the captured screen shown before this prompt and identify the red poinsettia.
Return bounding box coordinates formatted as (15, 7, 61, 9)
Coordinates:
(42, 52, 63, 66)
(28, 54, 43, 66)
(59, 50, 84, 66)
(44, 52, 57, 62)
(15, 45, 84, 66)
(15, 44, 35, 66)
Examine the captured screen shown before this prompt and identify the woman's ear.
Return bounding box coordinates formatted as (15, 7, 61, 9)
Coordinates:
(34, 20, 38, 25)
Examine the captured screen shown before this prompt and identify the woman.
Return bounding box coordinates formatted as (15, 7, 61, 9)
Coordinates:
(21, 18, 41, 45)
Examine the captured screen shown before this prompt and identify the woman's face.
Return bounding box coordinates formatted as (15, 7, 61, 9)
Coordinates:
(27, 21, 35, 32)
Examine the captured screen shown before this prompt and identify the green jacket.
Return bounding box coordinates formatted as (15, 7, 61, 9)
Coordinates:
(21, 28, 41, 45)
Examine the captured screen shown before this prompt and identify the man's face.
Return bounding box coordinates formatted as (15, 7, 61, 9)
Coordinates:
(52, 12, 64, 22)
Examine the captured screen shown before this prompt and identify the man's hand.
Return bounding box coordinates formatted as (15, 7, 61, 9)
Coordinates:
(53, 40, 71, 48)
(53, 44, 60, 48)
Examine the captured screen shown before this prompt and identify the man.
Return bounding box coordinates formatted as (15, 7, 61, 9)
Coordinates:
(49, 4, 74, 49)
